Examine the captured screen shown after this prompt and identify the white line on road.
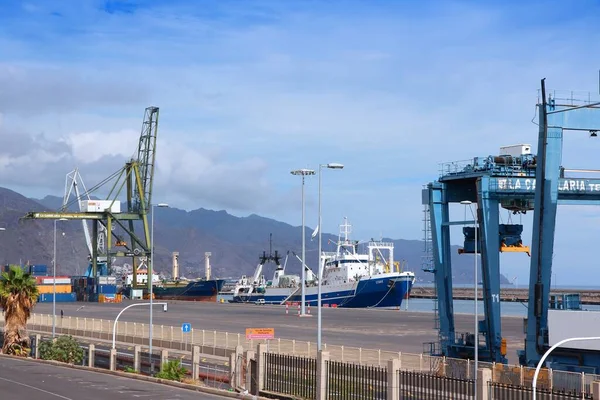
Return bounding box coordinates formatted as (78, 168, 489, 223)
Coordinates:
(0, 376, 74, 400)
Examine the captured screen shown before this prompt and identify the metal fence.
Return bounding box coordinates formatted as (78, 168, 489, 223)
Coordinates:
(489, 382, 593, 399)
(11, 313, 600, 397)
(264, 353, 317, 399)
(327, 360, 387, 399)
(398, 370, 474, 399)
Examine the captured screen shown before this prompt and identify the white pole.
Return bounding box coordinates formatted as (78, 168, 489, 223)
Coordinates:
(317, 166, 322, 349)
(532, 336, 600, 400)
(53, 219, 57, 338)
(473, 203, 478, 400)
(301, 175, 306, 316)
(112, 302, 167, 349)
(150, 204, 155, 371)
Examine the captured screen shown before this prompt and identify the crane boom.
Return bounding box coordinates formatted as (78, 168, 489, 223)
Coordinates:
(134, 106, 159, 213)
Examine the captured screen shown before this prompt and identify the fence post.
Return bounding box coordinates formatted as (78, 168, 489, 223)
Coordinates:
(109, 348, 117, 371)
(160, 349, 168, 368)
(229, 351, 236, 387)
(317, 350, 330, 400)
(134, 345, 141, 372)
(592, 381, 600, 399)
(88, 344, 95, 368)
(257, 343, 267, 393)
(35, 334, 41, 359)
(192, 345, 200, 380)
(387, 358, 400, 400)
(234, 345, 244, 389)
(246, 350, 255, 393)
(477, 368, 492, 400)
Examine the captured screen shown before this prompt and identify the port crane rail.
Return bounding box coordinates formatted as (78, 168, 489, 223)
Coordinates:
(424, 78, 600, 373)
(21, 106, 160, 290)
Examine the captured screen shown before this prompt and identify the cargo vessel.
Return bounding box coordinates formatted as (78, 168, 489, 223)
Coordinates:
(230, 218, 416, 308)
(152, 278, 226, 301)
(125, 251, 225, 302)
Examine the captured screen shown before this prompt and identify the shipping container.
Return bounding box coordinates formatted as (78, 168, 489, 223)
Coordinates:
(98, 284, 117, 294)
(98, 276, 117, 285)
(29, 264, 48, 274)
(36, 277, 71, 285)
(37, 292, 76, 303)
(36, 285, 73, 294)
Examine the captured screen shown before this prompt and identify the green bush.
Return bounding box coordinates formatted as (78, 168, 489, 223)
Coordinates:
(39, 335, 84, 364)
(155, 359, 187, 381)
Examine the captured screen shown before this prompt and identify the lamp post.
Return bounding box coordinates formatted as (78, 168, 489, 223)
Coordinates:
(532, 336, 600, 400)
(53, 218, 68, 338)
(317, 163, 344, 351)
(150, 202, 168, 372)
(460, 200, 478, 398)
(291, 168, 315, 316)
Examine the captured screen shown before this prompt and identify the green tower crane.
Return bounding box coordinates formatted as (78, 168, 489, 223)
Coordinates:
(22, 106, 160, 291)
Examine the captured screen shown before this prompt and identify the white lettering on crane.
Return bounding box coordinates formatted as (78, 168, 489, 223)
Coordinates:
(495, 178, 598, 192)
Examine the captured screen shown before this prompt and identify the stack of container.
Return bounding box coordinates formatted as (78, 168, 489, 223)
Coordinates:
(36, 276, 76, 303)
(98, 275, 119, 302)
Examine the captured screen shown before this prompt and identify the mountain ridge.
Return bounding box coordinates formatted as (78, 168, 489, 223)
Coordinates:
(0, 186, 507, 284)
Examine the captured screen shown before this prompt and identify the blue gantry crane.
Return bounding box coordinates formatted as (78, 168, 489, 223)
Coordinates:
(424, 78, 600, 372)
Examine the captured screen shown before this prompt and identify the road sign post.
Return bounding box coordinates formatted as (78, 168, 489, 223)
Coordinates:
(182, 323, 191, 350)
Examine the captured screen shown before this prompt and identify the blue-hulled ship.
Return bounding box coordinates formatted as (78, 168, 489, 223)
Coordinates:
(230, 218, 415, 308)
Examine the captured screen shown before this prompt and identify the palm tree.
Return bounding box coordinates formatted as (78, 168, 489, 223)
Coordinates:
(0, 265, 39, 356)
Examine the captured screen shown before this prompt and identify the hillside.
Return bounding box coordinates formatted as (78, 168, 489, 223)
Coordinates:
(0, 186, 508, 284)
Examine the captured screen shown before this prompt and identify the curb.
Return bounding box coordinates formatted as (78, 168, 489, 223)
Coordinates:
(0, 353, 269, 400)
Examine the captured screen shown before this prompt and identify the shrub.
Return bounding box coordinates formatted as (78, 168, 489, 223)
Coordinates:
(155, 359, 187, 382)
(39, 335, 84, 364)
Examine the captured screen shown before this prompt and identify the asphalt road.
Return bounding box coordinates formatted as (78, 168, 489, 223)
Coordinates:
(34, 300, 526, 364)
(0, 356, 233, 400)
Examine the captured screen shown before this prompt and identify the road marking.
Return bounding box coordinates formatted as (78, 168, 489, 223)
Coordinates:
(0, 376, 74, 400)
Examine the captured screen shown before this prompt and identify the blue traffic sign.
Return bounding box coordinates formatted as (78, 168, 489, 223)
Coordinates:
(182, 322, 191, 333)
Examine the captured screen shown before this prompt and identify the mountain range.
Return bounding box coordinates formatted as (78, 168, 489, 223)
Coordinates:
(0, 186, 508, 284)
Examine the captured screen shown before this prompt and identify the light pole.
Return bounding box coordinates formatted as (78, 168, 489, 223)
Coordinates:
(460, 200, 478, 398)
(317, 163, 344, 350)
(112, 302, 167, 350)
(150, 202, 168, 372)
(53, 218, 68, 338)
(532, 336, 600, 400)
(291, 168, 315, 316)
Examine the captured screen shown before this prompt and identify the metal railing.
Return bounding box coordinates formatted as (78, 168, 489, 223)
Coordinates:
(399, 370, 473, 399)
(264, 353, 316, 399)
(9, 313, 600, 397)
(327, 360, 387, 399)
(489, 382, 593, 399)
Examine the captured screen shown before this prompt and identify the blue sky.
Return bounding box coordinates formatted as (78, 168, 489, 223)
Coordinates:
(2, 0, 600, 285)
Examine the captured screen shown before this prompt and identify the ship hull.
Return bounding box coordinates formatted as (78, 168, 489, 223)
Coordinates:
(153, 279, 226, 302)
(231, 273, 414, 308)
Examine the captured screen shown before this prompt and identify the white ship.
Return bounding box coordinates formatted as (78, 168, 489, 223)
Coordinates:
(230, 218, 415, 308)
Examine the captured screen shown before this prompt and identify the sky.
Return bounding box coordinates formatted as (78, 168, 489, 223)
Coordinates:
(2, 0, 600, 285)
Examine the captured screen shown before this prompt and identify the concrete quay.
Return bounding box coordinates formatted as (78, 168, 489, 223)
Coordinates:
(410, 286, 600, 304)
(33, 300, 526, 365)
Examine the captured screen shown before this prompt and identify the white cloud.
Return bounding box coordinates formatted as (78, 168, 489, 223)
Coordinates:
(2, 1, 600, 286)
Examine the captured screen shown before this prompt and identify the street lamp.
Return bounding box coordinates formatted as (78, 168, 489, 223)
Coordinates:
(53, 217, 68, 338)
(532, 336, 600, 400)
(150, 202, 169, 372)
(291, 168, 315, 316)
(317, 163, 344, 350)
(460, 200, 478, 398)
